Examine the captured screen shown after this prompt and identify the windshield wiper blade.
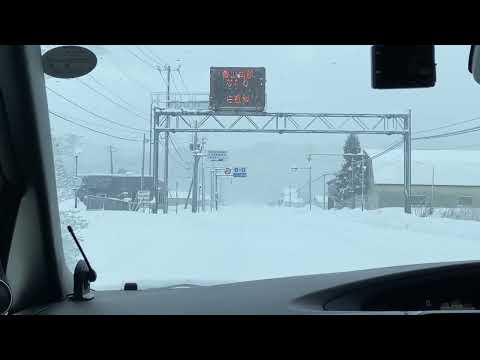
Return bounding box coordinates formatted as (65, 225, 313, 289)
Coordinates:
(161, 283, 203, 289)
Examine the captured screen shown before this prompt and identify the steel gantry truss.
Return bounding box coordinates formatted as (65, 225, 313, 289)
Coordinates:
(152, 108, 412, 214)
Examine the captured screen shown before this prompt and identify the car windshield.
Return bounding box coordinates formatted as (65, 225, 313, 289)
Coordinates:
(43, 45, 480, 290)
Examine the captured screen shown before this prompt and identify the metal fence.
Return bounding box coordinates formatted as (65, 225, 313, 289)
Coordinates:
(85, 195, 130, 211)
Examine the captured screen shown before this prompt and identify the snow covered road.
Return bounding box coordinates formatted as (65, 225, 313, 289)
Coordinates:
(65, 204, 480, 290)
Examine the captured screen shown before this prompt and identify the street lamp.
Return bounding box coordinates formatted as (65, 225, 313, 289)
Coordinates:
(291, 166, 312, 211)
(321, 173, 336, 210)
(414, 160, 434, 210)
(306, 152, 366, 210)
(74, 148, 82, 209)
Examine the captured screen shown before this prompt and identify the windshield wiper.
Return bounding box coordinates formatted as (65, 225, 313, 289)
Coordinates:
(162, 283, 203, 289)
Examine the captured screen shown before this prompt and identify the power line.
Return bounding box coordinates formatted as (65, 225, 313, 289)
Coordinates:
(299, 174, 335, 191)
(136, 46, 168, 68)
(370, 141, 404, 159)
(169, 135, 190, 167)
(414, 115, 480, 135)
(134, 45, 160, 65)
(413, 125, 480, 141)
(369, 121, 480, 161)
(176, 69, 190, 93)
(157, 67, 168, 88)
(46, 86, 148, 133)
(170, 74, 180, 92)
(125, 47, 157, 70)
(88, 74, 146, 114)
(417, 143, 480, 150)
(142, 46, 168, 66)
(49, 110, 142, 142)
(103, 52, 154, 94)
(50, 107, 133, 134)
(77, 78, 149, 122)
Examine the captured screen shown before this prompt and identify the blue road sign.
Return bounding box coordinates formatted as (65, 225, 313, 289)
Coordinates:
(233, 167, 247, 177)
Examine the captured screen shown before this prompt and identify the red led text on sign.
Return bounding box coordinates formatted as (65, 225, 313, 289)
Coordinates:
(210, 67, 265, 111)
(226, 95, 251, 105)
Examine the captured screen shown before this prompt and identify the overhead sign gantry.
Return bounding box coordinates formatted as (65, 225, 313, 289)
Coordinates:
(151, 66, 412, 215)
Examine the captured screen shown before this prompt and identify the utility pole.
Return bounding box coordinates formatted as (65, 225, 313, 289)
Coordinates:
(152, 125, 159, 214)
(323, 175, 326, 210)
(308, 165, 312, 211)
(149, 98, 152, 177)
(141, 133, 146, 191)
(361, 154, 365, 211)
(210, 170, 214, 212)
(191, 121, 200, 213)
(306, 152, 363, 210)
(109, 145, 114, 174)
(431, 165, 435, 210)
(289, 184, 292, 207)
(201, 137, 206, 212)
(185, 178, 193, 210)
(215, 172, 219, 211)
(163, 65, 171, 214)
(291, 167, 311, 211)
(176, 180, 178, 214)
(351, 159, 355, 209)
(74, 154, 78, 209)
(404, 109, 412, 214)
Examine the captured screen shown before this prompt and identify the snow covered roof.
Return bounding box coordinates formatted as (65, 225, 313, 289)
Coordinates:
(79, 173, 153, 178)
(365, 148, 480, 186)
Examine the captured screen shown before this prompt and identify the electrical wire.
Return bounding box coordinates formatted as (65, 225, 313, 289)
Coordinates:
(169, 136, 190, 169)
(143, 46, 169, 66)
(134, 45, 161, 66)
(49, 110, 142, 142)
(46, 86, 148, 133)
(157, 68, 169, 89)
(414, 115, 480, 135)
(298, 173, 336, 191)
(50, 107, 132, 134)
(177, 69, 190, 93)
(77, 78, 149, 122)
(98, 48, 154, 94)
(368, 120, 480, 161)
(88, 74, 147, 114)
(370, 141, 404, 159)
(125, 47, 157, 70)
(110, 59, 153, 94)
(413, 125, 480, 141)
(170, 74, 180, 93)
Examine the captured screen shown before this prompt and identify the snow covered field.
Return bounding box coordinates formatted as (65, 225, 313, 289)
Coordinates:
(60, 202, 480, 290)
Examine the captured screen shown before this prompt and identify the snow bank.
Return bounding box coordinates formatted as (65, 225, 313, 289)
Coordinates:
(60, 202, 480, 290)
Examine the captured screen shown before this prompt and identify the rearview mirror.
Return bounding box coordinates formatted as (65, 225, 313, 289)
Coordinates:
(371, 45, 436, 89)
(42, 46, 97, 79)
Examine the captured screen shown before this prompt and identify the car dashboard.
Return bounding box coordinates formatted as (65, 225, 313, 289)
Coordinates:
(18, 260, 480, 315)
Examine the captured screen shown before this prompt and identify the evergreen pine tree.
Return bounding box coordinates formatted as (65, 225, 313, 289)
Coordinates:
(52, 136, 75, 201)
(333, 134, 369, 208)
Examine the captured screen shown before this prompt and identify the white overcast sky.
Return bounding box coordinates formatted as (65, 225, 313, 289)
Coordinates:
(45, 45, 480, 153)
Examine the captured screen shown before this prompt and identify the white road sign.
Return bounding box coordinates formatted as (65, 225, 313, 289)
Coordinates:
(137, 190, 151, 202)
(208, 150, 228, 161)
(73, 176, 83, 187)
